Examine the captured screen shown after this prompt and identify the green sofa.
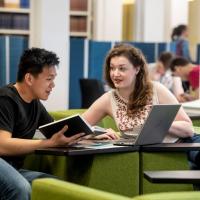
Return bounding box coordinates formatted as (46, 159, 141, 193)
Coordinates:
(31, 178, 200, 200)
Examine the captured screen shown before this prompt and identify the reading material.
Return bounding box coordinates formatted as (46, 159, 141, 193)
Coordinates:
(39, 114, 101, 139)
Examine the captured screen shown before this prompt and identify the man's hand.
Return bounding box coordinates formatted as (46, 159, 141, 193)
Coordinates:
(50, 125, 85, 147)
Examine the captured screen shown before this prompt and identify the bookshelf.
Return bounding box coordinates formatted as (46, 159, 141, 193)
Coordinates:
(0, 0, 30, 87)
(69, 0, 92, 38)
(0, 0, 31, 37)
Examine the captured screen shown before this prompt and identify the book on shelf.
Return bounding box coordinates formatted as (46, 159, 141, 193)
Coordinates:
(20, 0, 29, 8)
(70, 16, 87, 32)
(0, 0, 4, 7)
(39, 114, 107, 139)
(0, 13, 29, 30)
(70, 0, 88, 12)
(4, 0, 20, 8)
(0, 0, 29, 8)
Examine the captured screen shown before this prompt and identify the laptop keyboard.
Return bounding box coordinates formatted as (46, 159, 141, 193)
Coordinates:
(113, 137, 137, 146)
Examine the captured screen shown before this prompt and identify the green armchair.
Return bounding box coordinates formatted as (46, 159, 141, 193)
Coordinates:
(31, 178, 200, 200)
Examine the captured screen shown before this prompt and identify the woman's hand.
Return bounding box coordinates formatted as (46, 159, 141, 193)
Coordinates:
(93, 128, 120, 140)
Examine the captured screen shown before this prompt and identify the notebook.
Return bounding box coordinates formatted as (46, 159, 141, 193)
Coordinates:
(113, 104, 181, 146)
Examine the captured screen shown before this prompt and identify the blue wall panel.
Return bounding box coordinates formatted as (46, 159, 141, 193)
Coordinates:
(69, 38, 85, 108)
(196, 44, 200, 64)
(9, 36, 28, 84)
(158, 43, 167, 57)
(131, 42, 155, 63)
(0, 36, 6, 87)
(88, 41, 111, 81)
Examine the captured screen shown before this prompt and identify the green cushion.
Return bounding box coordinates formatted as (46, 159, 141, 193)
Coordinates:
(192, 119, 200, 127)
(31, 178, 130, 200)
(31, 178, 200, 200)
(194, 126, 200, 134)
(49, 109, 86, 120)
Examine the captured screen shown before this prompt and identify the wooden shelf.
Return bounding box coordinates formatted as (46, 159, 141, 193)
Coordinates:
(70, 11, 89, 16)
(0, 29, 30, 35)
(69, 0, 92, 38)
(70, 31, 89, 37)
(0, 7, 30, 13)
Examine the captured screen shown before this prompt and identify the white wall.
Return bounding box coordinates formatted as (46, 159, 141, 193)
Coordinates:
(170, 0, 188, 28)
(93, 0, 123, 41)
(143, 0, 165, 42)
(31, 0, 69, 111)
(134, 0, 188, 42)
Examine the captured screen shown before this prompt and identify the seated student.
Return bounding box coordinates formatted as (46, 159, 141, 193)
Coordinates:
(170, 56, 200, 101)
(153, 52, 189, 102)
(154, 52, 174, 91)
(82, 43, 200, 174)
(0, 48, 84, 200)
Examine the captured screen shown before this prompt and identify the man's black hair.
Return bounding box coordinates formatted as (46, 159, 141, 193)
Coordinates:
(17, 47, 59, 82)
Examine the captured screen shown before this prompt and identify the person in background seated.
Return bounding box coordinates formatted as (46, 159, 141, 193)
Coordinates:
(170, 56, 200, 101)
(154, 51, 191, 103)
(152, 52, 174, 91)
(171, 24, 193, 62)
(0, 48, 84, 200)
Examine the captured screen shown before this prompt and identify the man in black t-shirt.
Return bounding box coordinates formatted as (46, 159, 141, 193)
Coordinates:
(0, 48, 84, 200)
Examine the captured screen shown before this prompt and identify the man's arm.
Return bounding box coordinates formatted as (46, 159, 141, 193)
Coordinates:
(0, 127, 84, 156)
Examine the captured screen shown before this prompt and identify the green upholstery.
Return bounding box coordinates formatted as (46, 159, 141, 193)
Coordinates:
(31, 178, 200, 200)
(49, 109, 86, 120)
(31, 178, 130, 200)
(194, 126, 200, 134)
(85, 152, 139, 197)
(140, 152, 193, 194)
(49, 109, 118, 131)
(192, 119, 200, 127)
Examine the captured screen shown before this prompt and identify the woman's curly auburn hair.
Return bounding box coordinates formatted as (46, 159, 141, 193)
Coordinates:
(104, 43, 153, 114)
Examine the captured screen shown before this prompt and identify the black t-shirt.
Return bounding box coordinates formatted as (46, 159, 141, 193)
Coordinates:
(0, 84, 54, 169)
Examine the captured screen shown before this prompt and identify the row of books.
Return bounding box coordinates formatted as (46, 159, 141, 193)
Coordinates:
(0, 0, 29, 8)
(70, 0, 88, 12)
(0, 35, 28, 87)
(0, 13, 29, 30)
(70, 16, 87, 32)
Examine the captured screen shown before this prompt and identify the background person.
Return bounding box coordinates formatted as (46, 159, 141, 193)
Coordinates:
(171, 24, 193, 62)
(170, 56, 200, 101)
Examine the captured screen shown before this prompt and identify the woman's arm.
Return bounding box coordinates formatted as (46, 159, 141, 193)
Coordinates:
(82, 92, 119, 140)
(155, 82, 194, 138)
(82, 92, 112, 126)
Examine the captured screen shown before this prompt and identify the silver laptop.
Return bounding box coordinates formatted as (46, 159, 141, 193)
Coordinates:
(114, 104, 181, 146)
